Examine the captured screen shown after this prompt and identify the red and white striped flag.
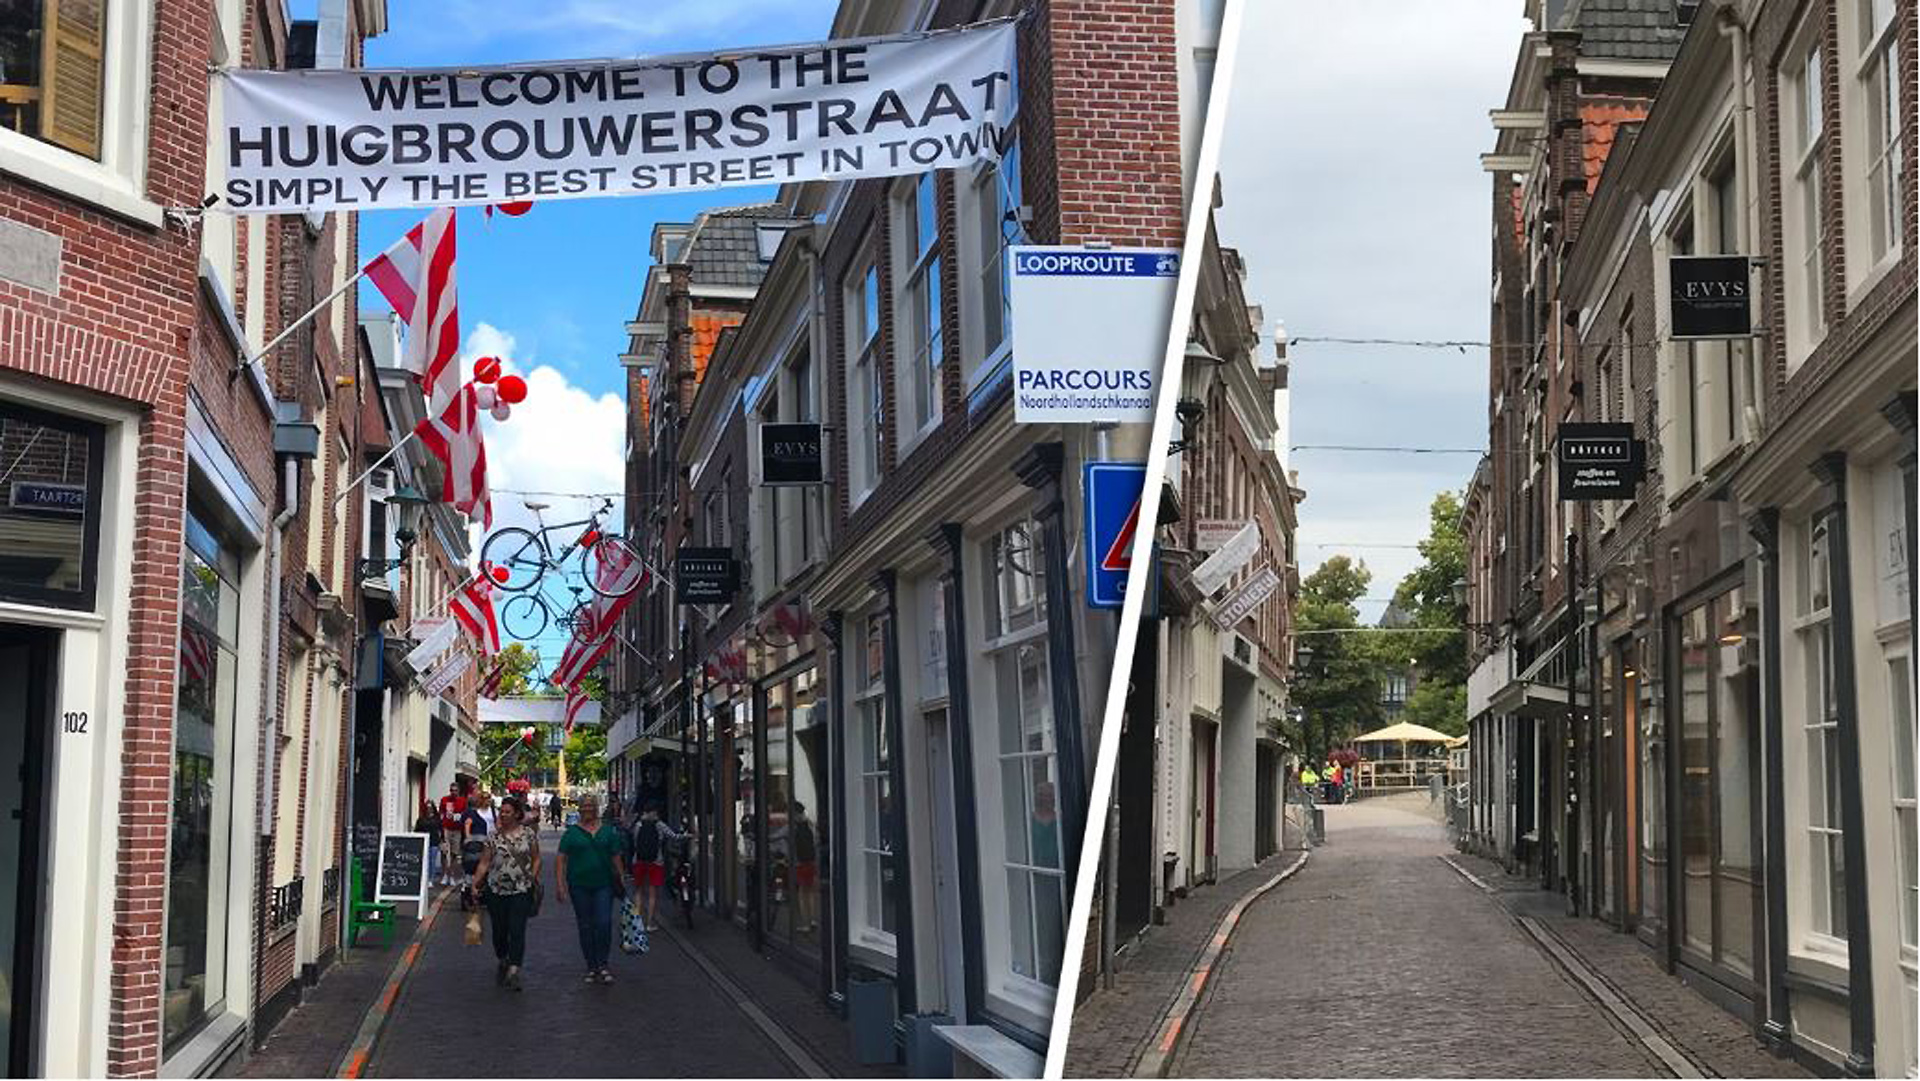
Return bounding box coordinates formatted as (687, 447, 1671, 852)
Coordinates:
(564, 685, 591, 735)
(449, 574, 501, 657)
(364, 208, 461, 414)
(478, 658, 507, 700)
(414, 383, 492, 529)
(550, 541, 643, 690)
(179, 624, 216, 684)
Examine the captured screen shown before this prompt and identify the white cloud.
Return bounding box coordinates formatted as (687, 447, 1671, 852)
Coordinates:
(454, 322, 629, 660)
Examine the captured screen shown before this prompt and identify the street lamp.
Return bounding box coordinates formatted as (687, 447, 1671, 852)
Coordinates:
(1169, 338, 1226, 455)
(356, 484, 430, 578)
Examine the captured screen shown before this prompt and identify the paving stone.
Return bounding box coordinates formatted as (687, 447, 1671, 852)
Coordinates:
(363, 829, 798, 1078)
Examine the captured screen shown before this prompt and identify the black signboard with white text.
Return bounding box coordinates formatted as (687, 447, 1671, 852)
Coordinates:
(1669, 255, 1753, 339)
(375, 832, 430, 906)
(1558, 423, 1645, 501)
(759, 422, 825, 486)
(676, 547, 740, 605)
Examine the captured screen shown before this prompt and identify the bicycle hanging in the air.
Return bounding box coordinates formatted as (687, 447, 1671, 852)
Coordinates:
(481, 497, 645, 639)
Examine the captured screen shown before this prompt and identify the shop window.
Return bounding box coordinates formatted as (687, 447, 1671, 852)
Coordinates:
(0, 0, 105, 158)
(844, 240, 884, 503)
(893, 173, 943, 446)
(0, 400, 103, 609)
(1796, 513, 1848, 942)
(1850, 0, 1905, 275)
(763, 666, 824, 953)
(1890, 650, 1916, 954)
(852, 612, 897, 946)
(1781, 24, 1830, 367)
(968, 136, 1023, 387)
(166, 506, 242, 1053)
(981, 517, 1064, 991)
(1639, 638, 1667, 929)
(1675, 589, 1758, 980)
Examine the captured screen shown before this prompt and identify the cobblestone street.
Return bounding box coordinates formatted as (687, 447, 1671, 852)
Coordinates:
(364, 831, 802, 1078)
(1159, 798, 1719, 1077)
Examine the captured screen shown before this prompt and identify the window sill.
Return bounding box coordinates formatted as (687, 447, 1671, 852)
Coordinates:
(1845, 249, 1903, 311)
(0, 130, 162, 229)
(848, 932, 898, 974)
(985, 974, 1055, 1039)
(1788, 939, 1850, 991)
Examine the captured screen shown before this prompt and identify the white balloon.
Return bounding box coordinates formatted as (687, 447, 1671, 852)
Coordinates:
(474, 384, 497, 410)
(491, 401, 512, 422)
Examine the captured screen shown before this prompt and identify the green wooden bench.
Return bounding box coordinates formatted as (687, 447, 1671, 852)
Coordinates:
(348, 860, 397, 948)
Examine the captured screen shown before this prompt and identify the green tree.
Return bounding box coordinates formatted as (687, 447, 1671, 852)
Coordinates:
(564, 724, 608, 786)
(1388, 490, 1471, 735)
(1293, 555, 1385, 758)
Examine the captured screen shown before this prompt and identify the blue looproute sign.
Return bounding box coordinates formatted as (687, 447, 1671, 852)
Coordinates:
(1084, 461, 1146, 609)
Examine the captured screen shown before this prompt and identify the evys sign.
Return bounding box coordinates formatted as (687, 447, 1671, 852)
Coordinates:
(1669, 255, 1753, 339)
(758, 422, 824, 486)
(1557, 422, 1645, 501)
(676, 546, 740, 605)
(1010, 246, 1179, 424)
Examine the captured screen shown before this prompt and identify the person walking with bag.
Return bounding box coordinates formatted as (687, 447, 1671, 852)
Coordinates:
(556, 792, 627, 984)
(469, 795, 540, 991)
(630, 806, 686, 932)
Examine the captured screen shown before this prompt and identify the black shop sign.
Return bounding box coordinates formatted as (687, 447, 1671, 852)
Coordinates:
(1557, 423, 1645, 501)
(375, 832, 430, 905)
(676, 547, 740, 605)
(760, 422, 825, 486)
(1669, 255, 1753, 339)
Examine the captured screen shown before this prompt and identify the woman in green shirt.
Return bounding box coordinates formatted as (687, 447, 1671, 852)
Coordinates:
(556, 792, 628, 983)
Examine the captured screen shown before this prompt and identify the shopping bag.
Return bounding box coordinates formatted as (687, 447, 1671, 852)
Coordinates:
(620, 899, 650, 954)
(464, 909, 483, 946)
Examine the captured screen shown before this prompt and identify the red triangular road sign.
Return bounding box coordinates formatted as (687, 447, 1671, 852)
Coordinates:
(1101, 496, 1140, 572)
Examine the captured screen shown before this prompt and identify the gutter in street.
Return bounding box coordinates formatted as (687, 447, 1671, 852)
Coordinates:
(1131, 849, 1311, 1078)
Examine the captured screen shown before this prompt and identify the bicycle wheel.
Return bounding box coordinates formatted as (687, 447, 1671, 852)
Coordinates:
(584, 534, 647, 598)
(557, 601, 605, 643)
(480, 527, 547, 593)
(499, 593, 550, 641)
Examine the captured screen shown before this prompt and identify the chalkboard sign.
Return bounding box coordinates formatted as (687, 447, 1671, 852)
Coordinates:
(351, 821, 383, 874)
(375, 832, 430, 906)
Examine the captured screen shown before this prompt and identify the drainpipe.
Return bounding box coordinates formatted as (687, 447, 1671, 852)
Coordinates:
(251, 456, 300, 1035)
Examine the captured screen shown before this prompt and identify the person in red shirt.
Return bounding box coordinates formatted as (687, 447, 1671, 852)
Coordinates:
(437, 783, 468, 887)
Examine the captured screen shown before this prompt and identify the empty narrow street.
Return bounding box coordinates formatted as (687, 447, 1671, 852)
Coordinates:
(1171, 799, 1664, 1078)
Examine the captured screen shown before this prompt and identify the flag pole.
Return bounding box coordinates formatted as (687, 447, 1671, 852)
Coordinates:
(332, 427, 419, 509)
(242, 255, 383, 369)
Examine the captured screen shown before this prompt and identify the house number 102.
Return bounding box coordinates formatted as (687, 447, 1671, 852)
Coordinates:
(63, 711, 88, 734)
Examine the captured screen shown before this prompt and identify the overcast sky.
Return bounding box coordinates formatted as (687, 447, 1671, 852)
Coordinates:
(1216, 0, 1529, 622)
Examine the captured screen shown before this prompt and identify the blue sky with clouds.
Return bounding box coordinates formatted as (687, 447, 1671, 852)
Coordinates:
(309, 0, 839, 667)
(1216, 0, 1528, 623)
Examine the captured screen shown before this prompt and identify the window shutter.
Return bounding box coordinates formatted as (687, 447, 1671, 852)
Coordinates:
(39, 0, 107, 160)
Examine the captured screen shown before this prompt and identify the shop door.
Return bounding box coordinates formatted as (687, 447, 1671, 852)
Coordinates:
(923, 709, 968, 1020)
(0, 625, 55, 1078)
(1192, 721, 1217, 885)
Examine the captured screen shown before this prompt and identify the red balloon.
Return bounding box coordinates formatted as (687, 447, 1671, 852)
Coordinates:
(497, 201, 533, 217)
(473, 356, 502, 384)
(488, 564, 510, 584)
(497, 374, 528, 404)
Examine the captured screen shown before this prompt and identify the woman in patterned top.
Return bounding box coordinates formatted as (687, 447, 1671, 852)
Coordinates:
(469, 795, 541, 990)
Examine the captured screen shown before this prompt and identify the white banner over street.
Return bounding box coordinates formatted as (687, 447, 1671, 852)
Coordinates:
(216, 21, 1017, 214)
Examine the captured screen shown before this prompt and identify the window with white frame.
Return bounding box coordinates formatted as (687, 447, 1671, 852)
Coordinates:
(1890, 644, 1916, 954)
(1782, 26, 1830, 365)
(980, 516, 1064, 991)
(1870, 461, 1916, 956)
(968, 136, 1024, 386)
(1796, 512, 1848, 942)
(852, 611, 898, 944)
(1851, 0, 1905, 274)
(894, 174, 943, 445)
(844, 241, 883, 501)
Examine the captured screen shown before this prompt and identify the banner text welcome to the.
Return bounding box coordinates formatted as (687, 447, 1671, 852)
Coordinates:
(217, 21, 1016, 213)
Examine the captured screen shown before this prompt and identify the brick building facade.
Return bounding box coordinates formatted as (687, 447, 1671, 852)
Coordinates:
(603, 0, 1210, 1071)
(1463, 0, 1916, 1074)
(0, 0, 507, 1074)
